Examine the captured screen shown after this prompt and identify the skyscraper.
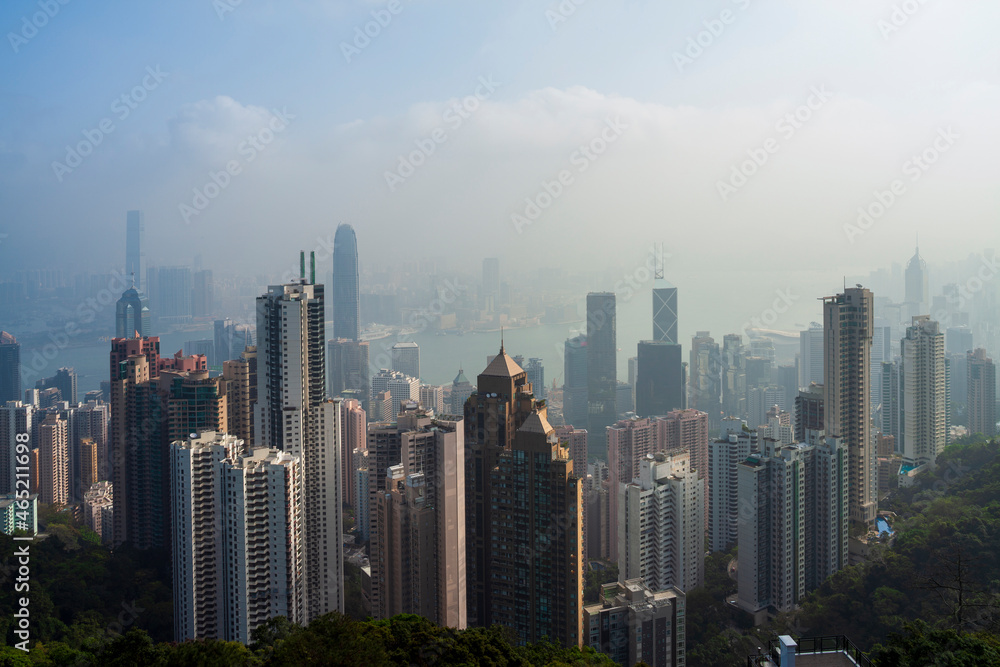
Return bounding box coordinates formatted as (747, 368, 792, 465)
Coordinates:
(904, 245, 928, 314)
(0, 332, 22, 405)
(115, 284, 151, 338)
(490, 408, 582, 647)
(737, 441, 807, 617)
(689, 332, 721, 428)
(214, 318, 254, 366)
(333, 223, 361, 342)
(563, 334, 588, 429)
(390, 342, 420, 380)
(968, 349, 997, 438)
(371, 369, 419, 419)
(449, 367, 474, 414)
(709, 424, 757, 553)
(254, 259, 343, 621)
(328, 339, 370, 404)
(652, 278, 678, 344)
(464, 344, 536, 628)
(38, 414, 69, 506)
(171, 432, 304, 642)
(524, 358, 545, 401)
(126, 210, 144, 291)
(0, 401, 33, 496)
(618, 451, 704, 592)
(370, 408, 465, 628)
(36, 367, 77, 405)
(721, 334, 746, 419)
(822, 286, 875, 525)
(587, 293, 617, 455)
(798, 323, 824, 390)
(583, 580, 686, 667)
(901, 316, 947, 467)
(635, 340, 684, 418)
(482, 258, 500, 313)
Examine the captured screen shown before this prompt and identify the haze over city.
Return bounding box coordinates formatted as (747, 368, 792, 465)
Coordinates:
(1, 2, 999, 666)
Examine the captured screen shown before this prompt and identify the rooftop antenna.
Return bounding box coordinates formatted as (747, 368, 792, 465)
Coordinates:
(500, 326, 505, 354)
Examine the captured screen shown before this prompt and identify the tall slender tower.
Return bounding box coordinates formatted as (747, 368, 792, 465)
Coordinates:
(0, 332, 22, 405)
(126, 210, 144, 291)
(332, 224, 360, 342)
(652, 247, 678, 344)
(587, 293, 617, 454)
(904, 244, 928, 314)
(464, 344, 536, 628)
(254, 255, 342, 621)
(968, 349, 997, 438)
(822, 286, 875, 525)
(490, 408, 582, 647)
(901, 316, 947, 467)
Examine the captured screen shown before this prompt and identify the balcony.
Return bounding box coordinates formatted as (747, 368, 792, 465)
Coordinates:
(747, 636, 870, 667)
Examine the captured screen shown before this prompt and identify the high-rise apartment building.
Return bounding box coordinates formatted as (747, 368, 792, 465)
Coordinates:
(0, 332, 21, 405)
(83, 481, 113, 545)
(332, 223, 361, 342)
(689, 332, 721, 428)
(1, 401, 33, 496)
(254, 262, 343, 622)
(391, 342, 420, 380)
(737, 436, 848, 617)
(371, 369, 419, 419)
(340, 399, 366, 508)
(619, 451, 704, 592)
(419, 384, 445, 414)
(38, 414, 69, 505)
(794, 384, 824, 446)
(900, 316, 947, 467)
(822, 287, 875, 525)
(490, 408, 582, 647)
(371, 409, 465, 628)
(737, 441, 807, 617)
(587, 293, 617, 453)
(968, 349, 997, 438)
(583, 580, 686, 667)
(798, 323, 824, 390)
(222, 356, 253, 447)
(171, 432, 304, 643)
(709, 425, 757, 553)
(635, 341, 684, 419)
(721, 334, 745, 419)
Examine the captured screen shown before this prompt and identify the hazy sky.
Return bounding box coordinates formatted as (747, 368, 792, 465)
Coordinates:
(2, 0, 998, 296)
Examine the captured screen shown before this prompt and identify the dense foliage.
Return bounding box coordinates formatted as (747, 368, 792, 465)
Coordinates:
(0, 613, 618, 666)
(783, 435, 1000, 648)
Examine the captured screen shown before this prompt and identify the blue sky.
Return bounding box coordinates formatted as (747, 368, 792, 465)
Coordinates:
(1, 0, 998, 288)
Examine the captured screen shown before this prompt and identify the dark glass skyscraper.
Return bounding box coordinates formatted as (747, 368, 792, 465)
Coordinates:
(0, 332, 21, 404)
(635, 340, 684, 418)
(586, 293, 616, 455)
(652, 278, 678, 344)
(563, 335, 588, 429)
(332, 223, 360, 342)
